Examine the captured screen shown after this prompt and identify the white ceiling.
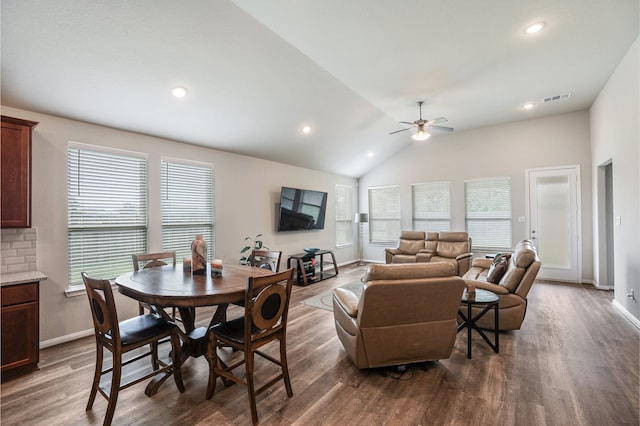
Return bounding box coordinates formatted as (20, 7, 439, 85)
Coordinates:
(2, 1, 638, 178)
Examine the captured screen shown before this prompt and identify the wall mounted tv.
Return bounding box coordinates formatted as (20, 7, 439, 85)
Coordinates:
(277, 186, 328, 232)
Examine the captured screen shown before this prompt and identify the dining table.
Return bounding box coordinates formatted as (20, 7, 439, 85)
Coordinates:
(115, 263, 275, 395)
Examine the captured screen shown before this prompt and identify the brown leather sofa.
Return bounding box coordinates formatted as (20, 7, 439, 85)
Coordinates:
(332, 262, 465, 369)
(462, 239, 541, 331)
(385, 231, 473, 276)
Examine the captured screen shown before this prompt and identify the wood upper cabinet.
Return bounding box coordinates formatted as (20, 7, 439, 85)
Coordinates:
(1, 116, 38, 228)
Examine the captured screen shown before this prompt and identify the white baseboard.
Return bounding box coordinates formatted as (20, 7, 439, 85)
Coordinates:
(40, 328, 93, 349)
(612, 300, 640, 330)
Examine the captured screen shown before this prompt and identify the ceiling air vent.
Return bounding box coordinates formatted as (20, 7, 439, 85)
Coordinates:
(543, 93, 571, 103)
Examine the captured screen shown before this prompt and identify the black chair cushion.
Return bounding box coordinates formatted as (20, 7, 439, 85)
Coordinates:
(118, 314, 174, 346)
(211, 316, 262, 343)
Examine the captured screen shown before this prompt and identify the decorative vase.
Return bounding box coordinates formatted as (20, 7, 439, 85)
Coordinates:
(191, 234, 207, 275)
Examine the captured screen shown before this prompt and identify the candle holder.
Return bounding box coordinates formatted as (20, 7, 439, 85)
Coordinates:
(210, 259, 223, 277)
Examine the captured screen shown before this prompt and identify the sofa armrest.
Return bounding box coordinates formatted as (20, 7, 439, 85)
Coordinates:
(385, 248, 401, 255)
(464, 279, 510, 295)
(455, 252, 473, 261)
(471, 258, 493, 269)
(333, 288, 360, 318)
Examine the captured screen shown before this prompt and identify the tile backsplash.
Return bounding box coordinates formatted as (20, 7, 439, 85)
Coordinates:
(1, 228, 38, 274)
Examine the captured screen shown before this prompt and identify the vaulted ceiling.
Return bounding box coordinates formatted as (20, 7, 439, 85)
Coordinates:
(2, 1, 638, 177)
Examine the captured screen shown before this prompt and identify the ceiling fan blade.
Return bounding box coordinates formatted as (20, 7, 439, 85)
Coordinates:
(427, 125, 454, 132)
(426, 117, 448, 125)
(398, 121, 417, 126)
(389, 128, 412, 135)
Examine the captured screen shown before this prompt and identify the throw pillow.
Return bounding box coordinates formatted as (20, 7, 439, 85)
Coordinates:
(487, 254, 509, 284)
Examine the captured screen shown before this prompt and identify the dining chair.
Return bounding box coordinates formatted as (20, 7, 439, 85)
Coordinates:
(82, 272, 185, 426)
(132, 251, 178, 318)
(228, 250, 283, 317)
(205, 268, 295, 425)
(249, 250, 282, 272)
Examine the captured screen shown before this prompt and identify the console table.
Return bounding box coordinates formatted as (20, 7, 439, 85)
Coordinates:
(287, 250, 338, 286)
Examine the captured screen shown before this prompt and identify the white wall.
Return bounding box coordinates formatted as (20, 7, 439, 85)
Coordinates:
(0, 106, 357, 343)
(590, 36, 640, 321)
(358, 110, 594, 282)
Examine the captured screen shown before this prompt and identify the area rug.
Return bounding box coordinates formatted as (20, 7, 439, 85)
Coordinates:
(301, 281, 363, 312)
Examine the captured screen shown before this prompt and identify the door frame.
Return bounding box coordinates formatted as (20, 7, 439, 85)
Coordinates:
(525, 165, 582, 283)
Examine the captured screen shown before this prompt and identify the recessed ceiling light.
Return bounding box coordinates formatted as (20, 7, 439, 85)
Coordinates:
(524, 22, 545, 35)
(301, 125, 312, 134)
(523, 102, 535, 110)
(171, 86, 187, 98)
(367, 152, 374, 158)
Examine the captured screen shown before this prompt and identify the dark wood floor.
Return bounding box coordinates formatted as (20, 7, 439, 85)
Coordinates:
(2, 263, 639, 425)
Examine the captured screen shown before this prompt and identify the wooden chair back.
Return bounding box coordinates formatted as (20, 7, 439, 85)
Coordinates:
(83, 272, 120, 348)
(250, 250, 282, 272)
(244, 267, 292, 341)
(132, 251, 177, 271)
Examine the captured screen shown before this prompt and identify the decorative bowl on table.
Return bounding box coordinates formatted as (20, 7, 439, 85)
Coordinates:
(303, 248, 320, 255)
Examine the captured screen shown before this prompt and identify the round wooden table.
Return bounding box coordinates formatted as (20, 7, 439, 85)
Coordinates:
(115, 263, 275, 394)
(116, 263, 274, 330)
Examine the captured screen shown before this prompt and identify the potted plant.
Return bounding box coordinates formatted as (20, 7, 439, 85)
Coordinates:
(239, 234, 270, 265)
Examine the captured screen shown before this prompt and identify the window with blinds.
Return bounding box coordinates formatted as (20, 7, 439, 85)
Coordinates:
(368, 185, 401, 243)
(67, 144, 148, 286)
(335, 184, 353, 247)
(161, 159, 214, 261)
(465, 177, 512, 250)
(412, 181, 451, 232)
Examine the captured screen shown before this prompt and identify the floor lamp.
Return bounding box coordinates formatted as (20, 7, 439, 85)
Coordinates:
(355, 213, 368, 266)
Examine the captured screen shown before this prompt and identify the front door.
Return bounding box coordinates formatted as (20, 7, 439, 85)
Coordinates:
(526, 166, 581, 282)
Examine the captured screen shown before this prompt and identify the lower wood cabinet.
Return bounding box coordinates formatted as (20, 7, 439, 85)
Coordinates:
(1, 282, 39, 381)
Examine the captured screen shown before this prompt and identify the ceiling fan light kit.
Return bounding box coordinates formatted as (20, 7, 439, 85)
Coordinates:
(390, 101, 453, 140)
(412, 129, 431, 141)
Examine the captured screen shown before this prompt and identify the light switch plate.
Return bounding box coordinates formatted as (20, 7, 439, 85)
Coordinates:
(518, 216, 525, 223)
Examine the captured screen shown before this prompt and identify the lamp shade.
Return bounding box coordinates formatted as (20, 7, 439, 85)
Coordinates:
(412, 129, 431, 141)
(355, 213, 369, 223)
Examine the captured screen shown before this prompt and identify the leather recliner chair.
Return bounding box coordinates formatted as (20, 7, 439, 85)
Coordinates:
(332, 262, 465, 369)
(462, 239, 541, 331)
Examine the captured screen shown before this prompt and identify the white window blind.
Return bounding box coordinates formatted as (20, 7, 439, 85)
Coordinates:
(465, 177, 512, 250)
(67, 145, 148, 286)
(335, 184, 353, 247)
(412, 181, 451, 232)
(161, 160, 214, 261)
(368, 185, 401, 243)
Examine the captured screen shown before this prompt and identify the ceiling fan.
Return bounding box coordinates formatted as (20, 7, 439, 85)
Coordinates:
(389, 101, 454, 141)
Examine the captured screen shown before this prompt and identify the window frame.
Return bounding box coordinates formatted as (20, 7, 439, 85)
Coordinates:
(335, 184, 354, 248)
(412, 181, 451, 233)
(66, 142, 148, 289)
(368, 185, 401, 244)
(464, 176, 512, 251)
(160, 157, 215, 263)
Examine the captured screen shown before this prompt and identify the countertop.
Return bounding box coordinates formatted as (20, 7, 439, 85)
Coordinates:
(1, 271, 47, 287)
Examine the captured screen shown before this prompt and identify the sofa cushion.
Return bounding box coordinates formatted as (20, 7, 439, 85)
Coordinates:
(364, 262, 455, 282)
(512, 242, 537, 268)
(436, 232, 470, 258)
(398, 238, 424, 255)
(425, 232, 439, 252)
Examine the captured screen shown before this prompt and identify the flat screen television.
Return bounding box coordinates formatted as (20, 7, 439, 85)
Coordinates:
(277, 186, 328, 232)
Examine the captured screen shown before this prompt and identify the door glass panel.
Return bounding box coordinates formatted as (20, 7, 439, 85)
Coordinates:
(536, 175, 570, 268)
